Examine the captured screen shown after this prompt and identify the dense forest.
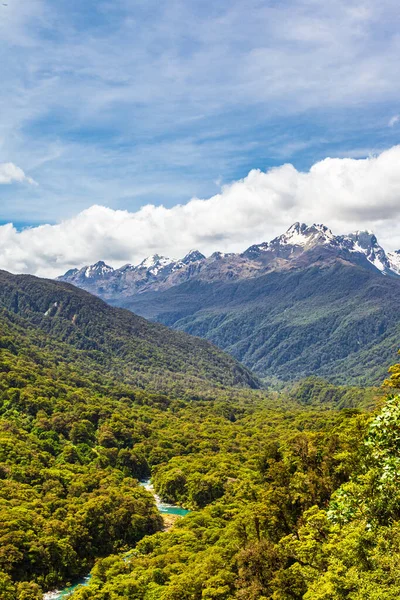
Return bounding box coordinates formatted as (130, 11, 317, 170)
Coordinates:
(0, 270, 399, 599)
(63, 363, 400, 600)
(124, 261, 400, 387)
(0, 270, 258, 393)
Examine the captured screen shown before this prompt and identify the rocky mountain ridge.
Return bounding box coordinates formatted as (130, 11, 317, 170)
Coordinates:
(59, 223, 400, 299)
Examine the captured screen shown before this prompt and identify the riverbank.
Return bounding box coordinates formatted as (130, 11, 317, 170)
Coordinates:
(43, 479, 189, 600)
(140, 478, 190, 518)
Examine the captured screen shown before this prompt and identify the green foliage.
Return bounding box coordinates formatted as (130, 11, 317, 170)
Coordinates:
(385, 349, 400, 389)
(63, 405, 371, 599)
(0, 271, 259, 393)
(290, 377, 382, 410)
(0, 289, 375, 598)
(125, 262, 400, 386)
(1, 267, 398, 599)
(66, 381, 400, 599)
(329, 392, 400, 526)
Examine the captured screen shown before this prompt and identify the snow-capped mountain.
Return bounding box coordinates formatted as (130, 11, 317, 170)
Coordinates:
(242, 223, 399, 276)
(343, 231, 391, 273)
(181, 250, 206, 264)
(272, 222, 336, 248)
(137, 254, 176, 275)
(59, 223, 400, 299)
(84, 260, 114, 278)
(59, 249, 207, 295)
(243, 223, 336, 259)
(61, 260, 115, 283)
(388, 250, 400, 274)
(57, 223, 400, 387)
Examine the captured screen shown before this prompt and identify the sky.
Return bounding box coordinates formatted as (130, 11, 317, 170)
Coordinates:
(1, 0, 400, 276)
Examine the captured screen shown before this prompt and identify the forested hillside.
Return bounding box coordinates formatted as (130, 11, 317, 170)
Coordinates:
(0, 270, 258, 392)
(0, 273, 264, 598)
(125, 261, 400, 386)
(0, 268, 399, 599)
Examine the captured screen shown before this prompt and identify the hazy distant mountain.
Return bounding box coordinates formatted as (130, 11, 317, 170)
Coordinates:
(59, 223, 400, 385)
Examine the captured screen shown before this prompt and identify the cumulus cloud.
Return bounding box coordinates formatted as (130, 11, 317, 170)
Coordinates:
(0, 162, 36, 185)
(2, 0, 400, 224)
(389, 115, 400, 127)
(1, 146, 400, 278)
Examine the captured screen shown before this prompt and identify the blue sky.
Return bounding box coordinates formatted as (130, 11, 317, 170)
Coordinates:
(1, 0, 400, 226)
(1, 0, 400, 276)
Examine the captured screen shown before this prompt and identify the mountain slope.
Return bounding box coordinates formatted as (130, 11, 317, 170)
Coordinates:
(0, 270, 259, 391)
(58, 223, 400, 385)
(119, 259, 400, 386)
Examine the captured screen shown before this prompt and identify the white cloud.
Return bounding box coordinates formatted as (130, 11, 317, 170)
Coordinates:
(1, 146, 400, 278)
(389, 115, 400, 127)
(0, 162, 36, 185)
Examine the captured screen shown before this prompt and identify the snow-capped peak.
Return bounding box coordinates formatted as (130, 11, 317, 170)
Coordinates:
(242, 222, 336, 258)
(388, 250, 400, 276)
(345, 230, 390, 273)
(84, 261, 114, 278)
(347, 230, 378, 247)
(138, 254, 176, 275)
(182, 250, 206, 264)
(240, 223, 400, 277)
(279, 222, 335, 247)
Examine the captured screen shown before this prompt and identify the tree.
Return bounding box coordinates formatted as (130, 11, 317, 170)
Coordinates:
(385, 351, 400, 389)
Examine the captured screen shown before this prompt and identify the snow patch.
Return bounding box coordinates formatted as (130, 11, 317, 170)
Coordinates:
(345, 230, 390, 273)
(277, 223, 335, 247)
(388, 250, 400, 275)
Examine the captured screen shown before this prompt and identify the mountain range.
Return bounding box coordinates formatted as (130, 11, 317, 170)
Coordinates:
(60, 223, 400, 296)
(59, 223, 400, 386)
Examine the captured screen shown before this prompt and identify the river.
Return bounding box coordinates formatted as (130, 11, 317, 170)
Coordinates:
(43, 479, 189, 600)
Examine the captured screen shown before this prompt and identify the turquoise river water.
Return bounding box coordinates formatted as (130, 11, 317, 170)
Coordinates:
(43, 479, 189, 599)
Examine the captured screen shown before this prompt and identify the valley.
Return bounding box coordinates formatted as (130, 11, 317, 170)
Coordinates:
(1, 263, 399, 599)
(3, 1, 400, 598)
(44, 479, 189, 599)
